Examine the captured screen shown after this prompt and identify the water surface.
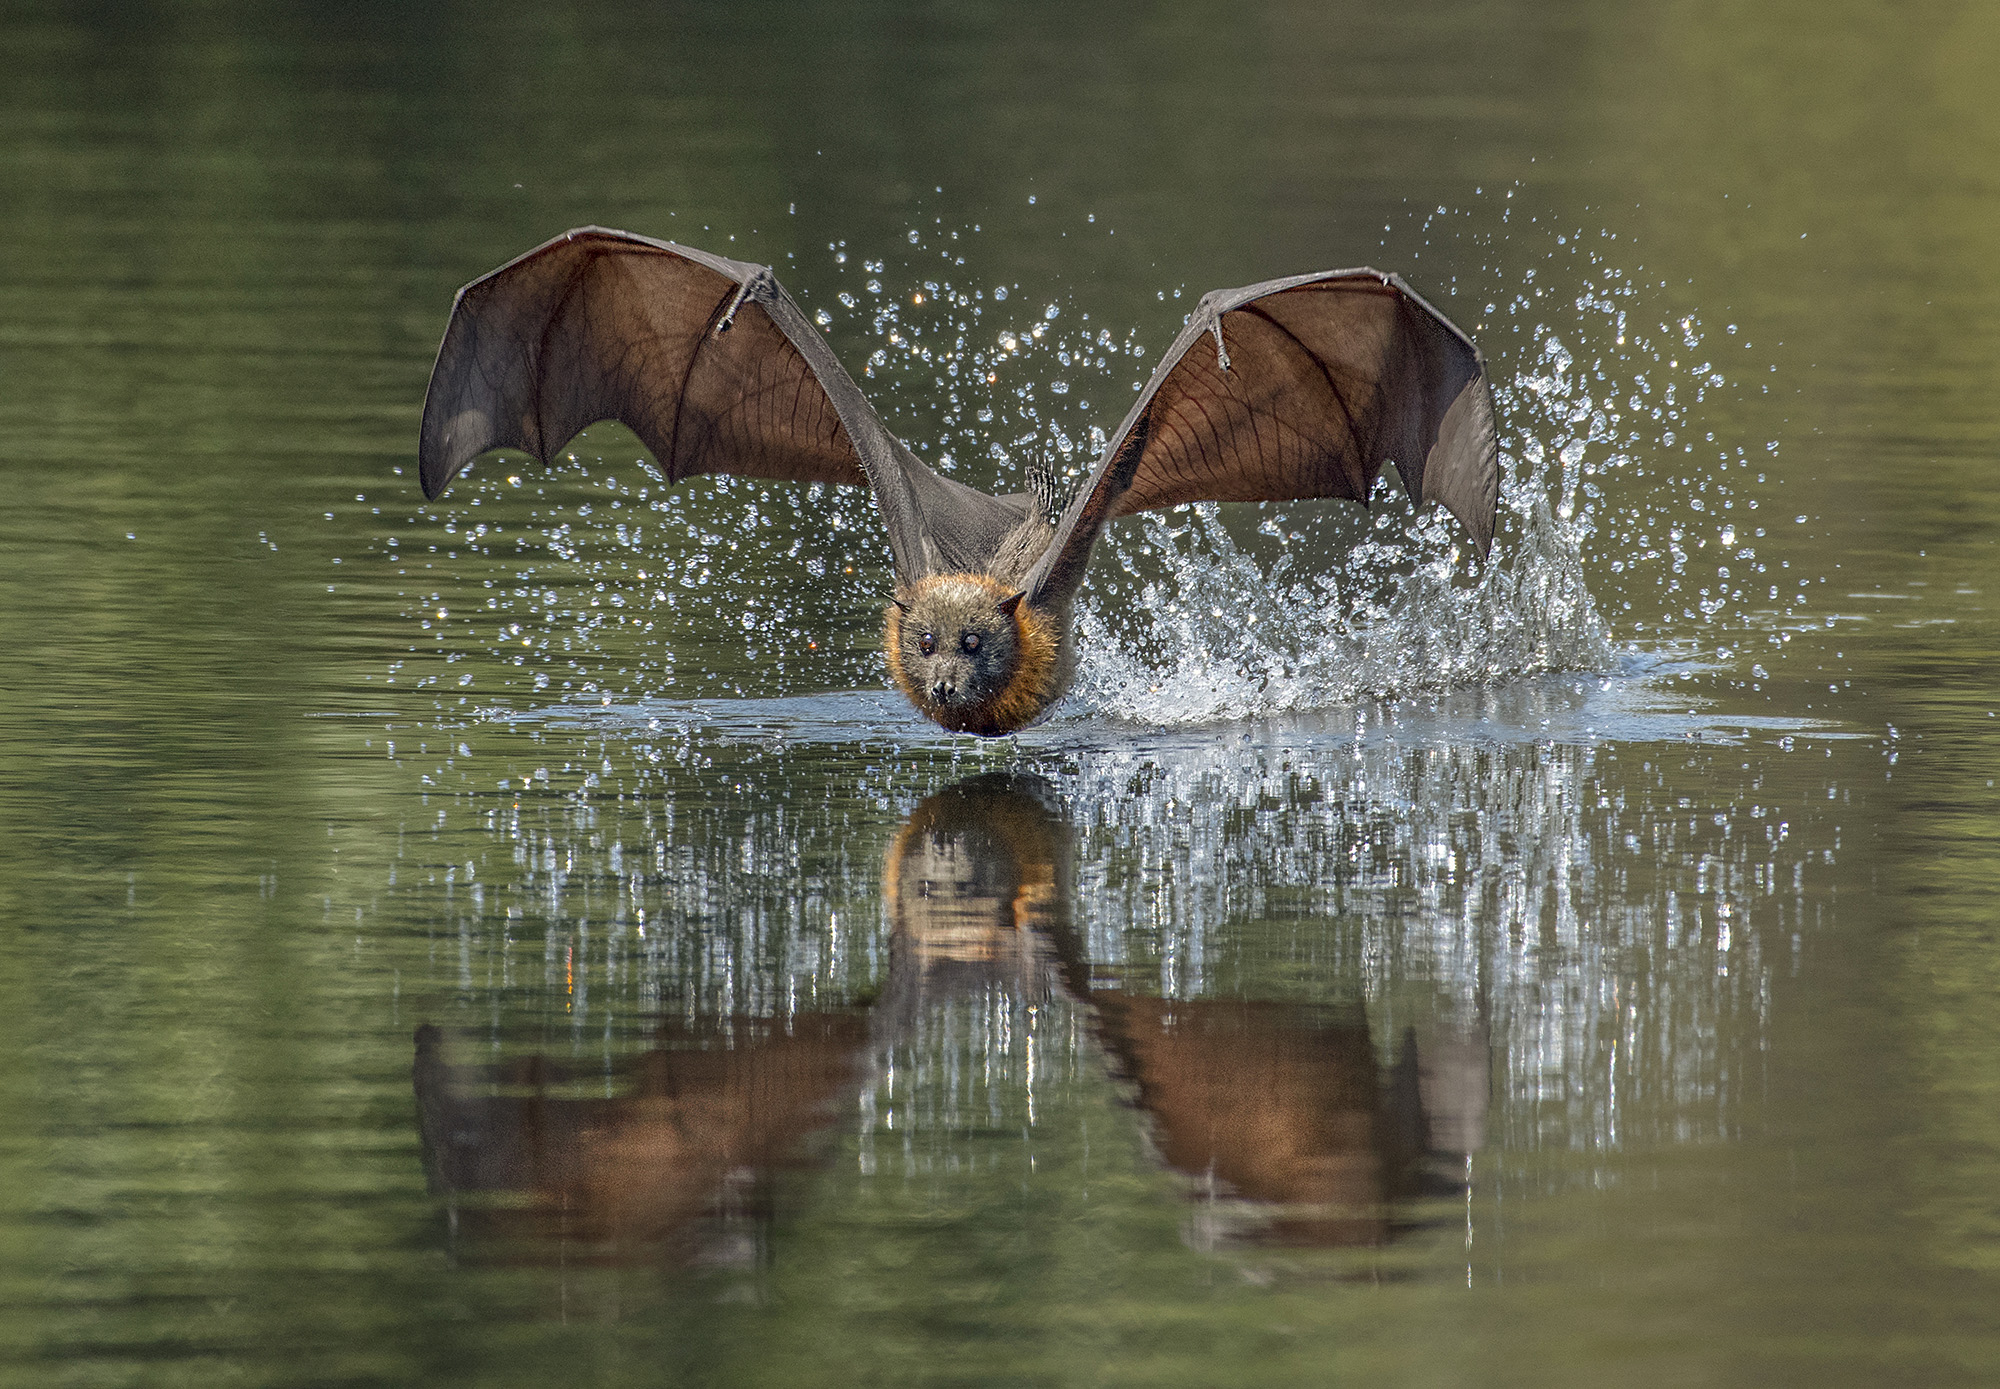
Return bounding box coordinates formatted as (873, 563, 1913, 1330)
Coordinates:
(3, 2, 1997, 1385)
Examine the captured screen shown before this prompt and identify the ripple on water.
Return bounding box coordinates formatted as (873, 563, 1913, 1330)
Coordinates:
(489, 654, 1852, 761)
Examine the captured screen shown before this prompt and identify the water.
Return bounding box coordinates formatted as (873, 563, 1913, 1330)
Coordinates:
(4, 1, 1999, 1385)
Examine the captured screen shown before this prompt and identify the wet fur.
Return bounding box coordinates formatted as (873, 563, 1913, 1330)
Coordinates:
(885, 573, 1067, 736)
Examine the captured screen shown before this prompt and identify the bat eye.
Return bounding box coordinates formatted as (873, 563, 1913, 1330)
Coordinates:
(918, 632, 936, 657)
(961, 632, 981, 654)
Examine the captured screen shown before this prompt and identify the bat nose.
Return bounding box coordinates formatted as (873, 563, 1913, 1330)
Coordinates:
(932, 680, 954, 704)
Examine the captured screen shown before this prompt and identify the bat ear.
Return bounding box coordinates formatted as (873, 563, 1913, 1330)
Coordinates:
(891, 597, 911, 614)
(996, 591, 1026, 617)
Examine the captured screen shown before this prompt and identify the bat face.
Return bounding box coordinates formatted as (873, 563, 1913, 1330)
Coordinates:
(884, 574, 1061, 736)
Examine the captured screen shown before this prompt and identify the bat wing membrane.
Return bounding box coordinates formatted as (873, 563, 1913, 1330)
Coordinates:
(418, 227, 1014, 583)
(1024, 270, 1497, 608)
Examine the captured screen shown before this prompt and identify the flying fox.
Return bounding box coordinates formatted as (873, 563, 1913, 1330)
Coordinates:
(418, 227, 1498, 734)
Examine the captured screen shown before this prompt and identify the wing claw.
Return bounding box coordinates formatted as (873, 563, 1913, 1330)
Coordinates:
(717, 267, 775, 335)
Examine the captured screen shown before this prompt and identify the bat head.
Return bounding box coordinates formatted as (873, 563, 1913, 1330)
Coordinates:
(884, 574, 1059, 736)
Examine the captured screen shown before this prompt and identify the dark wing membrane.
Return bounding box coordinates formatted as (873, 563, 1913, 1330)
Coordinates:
(420, 227, 873, 498)
(1025, 269, 1497, 608)
(418, 227, 1027, 585)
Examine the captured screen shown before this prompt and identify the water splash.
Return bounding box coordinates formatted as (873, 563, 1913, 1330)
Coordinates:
(1065, 471, 1613, 728)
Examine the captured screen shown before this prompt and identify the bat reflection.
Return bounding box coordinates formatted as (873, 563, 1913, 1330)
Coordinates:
(414, 776, 1488, 1264)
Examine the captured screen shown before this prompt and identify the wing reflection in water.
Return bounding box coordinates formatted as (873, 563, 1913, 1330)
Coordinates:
(413, 1013, 871, 1267)
(1090, 997, 1487, 1248)
(413, 772, 1491, 1265)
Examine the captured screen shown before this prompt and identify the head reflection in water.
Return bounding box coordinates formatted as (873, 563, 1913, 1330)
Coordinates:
(876, 773, 1080, 1015)
(413, 775, 1489, 1266)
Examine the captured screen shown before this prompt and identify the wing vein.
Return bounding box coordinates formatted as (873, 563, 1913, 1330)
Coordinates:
(1238, 300, 1367, 490)
(1177, 392, 1230, 494)
(667, 284, 741, 483)
(534, 251, 601, 462)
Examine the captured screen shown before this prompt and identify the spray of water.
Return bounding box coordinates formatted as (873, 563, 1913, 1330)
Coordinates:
(1064, 492, 1610, 726)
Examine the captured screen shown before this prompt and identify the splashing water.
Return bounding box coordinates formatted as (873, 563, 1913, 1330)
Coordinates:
(1066, 480, 1612, 727)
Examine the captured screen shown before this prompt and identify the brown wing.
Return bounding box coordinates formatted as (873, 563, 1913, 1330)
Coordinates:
(1024, 269, 1497, 609)
(418, 227, 1023, 583)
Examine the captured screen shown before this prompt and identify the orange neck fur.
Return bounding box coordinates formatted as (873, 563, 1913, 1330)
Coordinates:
(883, 573, 1062, 735)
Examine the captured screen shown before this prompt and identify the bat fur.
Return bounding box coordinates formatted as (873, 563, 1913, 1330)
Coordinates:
(417, 227, 1500, 735)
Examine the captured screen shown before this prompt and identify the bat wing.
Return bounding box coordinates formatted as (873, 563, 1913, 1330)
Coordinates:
(418, 227, 1024, 583)
(1023, 269, 1498, 609)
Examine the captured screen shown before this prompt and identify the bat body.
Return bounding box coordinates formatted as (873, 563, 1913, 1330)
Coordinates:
(418, 227, 1499, 734)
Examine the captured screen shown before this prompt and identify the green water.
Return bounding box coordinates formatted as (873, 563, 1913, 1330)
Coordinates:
(4, 2, 1997, 1385)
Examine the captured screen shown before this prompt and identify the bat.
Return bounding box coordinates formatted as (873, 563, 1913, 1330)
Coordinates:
(418, 227, 1499, 735)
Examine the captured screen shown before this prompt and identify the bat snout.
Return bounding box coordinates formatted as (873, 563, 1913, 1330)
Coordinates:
(931, 679, 956, 706)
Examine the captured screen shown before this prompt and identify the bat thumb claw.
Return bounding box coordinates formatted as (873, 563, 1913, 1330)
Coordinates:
(717, 268, 778, 335)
